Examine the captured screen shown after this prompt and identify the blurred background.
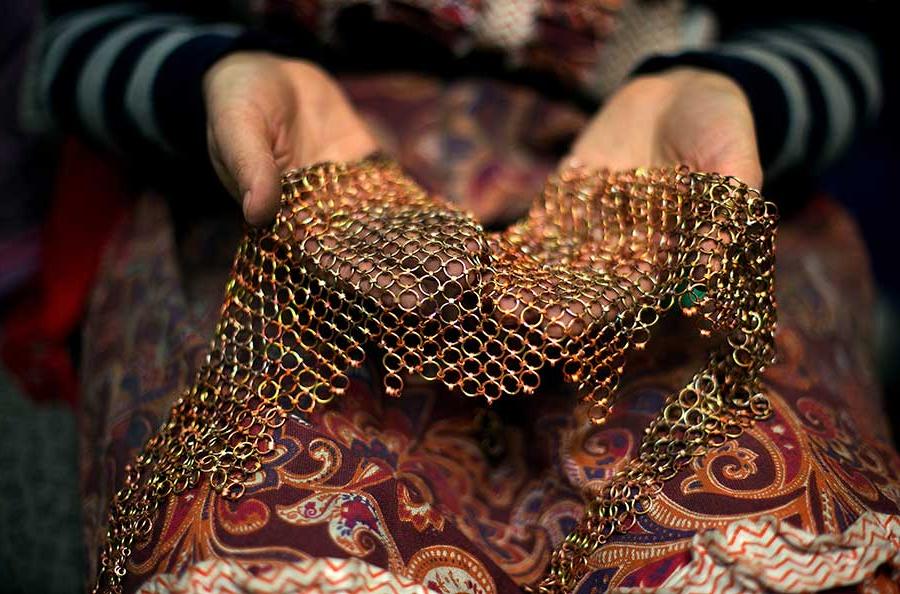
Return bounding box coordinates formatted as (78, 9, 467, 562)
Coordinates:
(1, 1, 896, 591)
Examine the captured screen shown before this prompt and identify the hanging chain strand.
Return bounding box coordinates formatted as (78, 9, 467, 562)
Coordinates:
(94, 158, 777, 593)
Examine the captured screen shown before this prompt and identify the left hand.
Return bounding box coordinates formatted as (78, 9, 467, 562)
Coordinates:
(567, 67, 763, 188)
(203, 52, 377, 226)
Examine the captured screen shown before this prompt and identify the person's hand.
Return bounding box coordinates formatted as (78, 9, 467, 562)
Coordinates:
(203, 52, 378, 225)
(567, 68, 763, 188)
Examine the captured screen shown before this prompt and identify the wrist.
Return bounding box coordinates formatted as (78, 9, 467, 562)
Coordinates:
(627, 67, 749, 108)
(203, 52, 332, 108)
(204, 51, 273, 103)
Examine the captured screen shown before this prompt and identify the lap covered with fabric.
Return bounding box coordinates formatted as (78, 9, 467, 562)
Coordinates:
(79, 78, 900, 593)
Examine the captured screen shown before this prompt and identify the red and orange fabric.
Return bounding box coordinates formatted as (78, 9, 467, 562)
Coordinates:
(77, 75, 900, 593)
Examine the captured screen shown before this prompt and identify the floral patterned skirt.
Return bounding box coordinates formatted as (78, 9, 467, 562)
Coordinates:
(79, 75, 900, 593)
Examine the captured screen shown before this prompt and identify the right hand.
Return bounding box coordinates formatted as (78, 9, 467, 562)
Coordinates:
(203, 52, 378, 225)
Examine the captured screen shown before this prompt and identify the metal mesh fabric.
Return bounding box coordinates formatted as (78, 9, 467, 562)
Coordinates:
(95, 157, 778, 593)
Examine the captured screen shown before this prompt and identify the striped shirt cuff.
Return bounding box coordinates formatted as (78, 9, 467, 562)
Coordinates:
(36, 3, 282, 161)
(633, 24, 882, 179)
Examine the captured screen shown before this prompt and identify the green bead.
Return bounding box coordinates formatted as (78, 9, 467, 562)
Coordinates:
(676, 282, 706, 308)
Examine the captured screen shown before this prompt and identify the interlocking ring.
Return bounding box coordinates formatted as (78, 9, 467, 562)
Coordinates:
(94, 159, 776, 594)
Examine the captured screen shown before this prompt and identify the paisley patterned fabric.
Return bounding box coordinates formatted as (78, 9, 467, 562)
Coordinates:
(79, 75, 900, 592)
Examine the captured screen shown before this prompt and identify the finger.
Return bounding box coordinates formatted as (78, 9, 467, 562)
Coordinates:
(696, 138, 764, 189)
(209, 105, 281, 226)
(293, 95, 380, 166)
(724, 155, 763, 189)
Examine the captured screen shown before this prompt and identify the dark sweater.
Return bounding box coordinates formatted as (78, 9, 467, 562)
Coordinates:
(32, 0, 885, 185)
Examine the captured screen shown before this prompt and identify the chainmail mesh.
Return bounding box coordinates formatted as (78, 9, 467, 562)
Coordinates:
(95, 157, 777, 593)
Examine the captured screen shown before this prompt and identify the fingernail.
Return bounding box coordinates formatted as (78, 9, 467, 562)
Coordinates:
(242, 189, 252, 206)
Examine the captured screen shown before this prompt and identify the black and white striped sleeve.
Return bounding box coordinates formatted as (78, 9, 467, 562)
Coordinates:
(32, 2, 254, 160)
(633, 23, 882, 180)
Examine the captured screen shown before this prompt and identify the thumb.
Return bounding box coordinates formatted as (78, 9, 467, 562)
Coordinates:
(724, 155, 763, 189)
(209, 106, 282, 226)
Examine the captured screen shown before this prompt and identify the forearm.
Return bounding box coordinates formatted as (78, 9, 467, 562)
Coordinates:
(31, 2, 254, 161)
